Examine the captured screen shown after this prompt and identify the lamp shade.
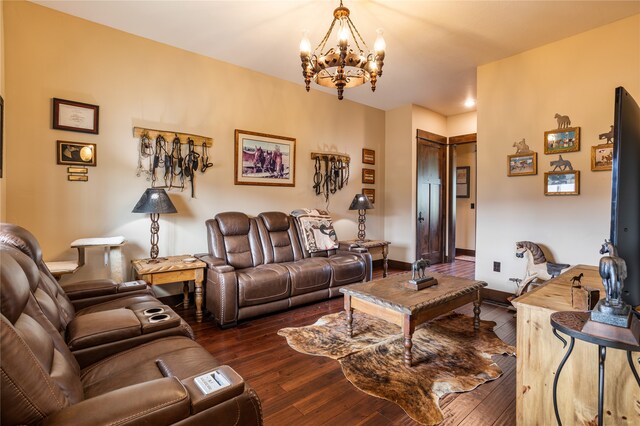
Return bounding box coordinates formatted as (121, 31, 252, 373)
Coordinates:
(348, 194, 374, 210)
(132, 188, 177, 214)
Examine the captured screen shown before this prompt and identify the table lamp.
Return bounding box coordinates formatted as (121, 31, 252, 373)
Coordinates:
(349, 193, 374, 242)
(132, 188, 177, 263)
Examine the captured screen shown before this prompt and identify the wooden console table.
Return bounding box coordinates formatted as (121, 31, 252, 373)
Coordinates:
(512, 265, 639, 425)
(132, 255, 206, 322)
(340, 239, 390, 277)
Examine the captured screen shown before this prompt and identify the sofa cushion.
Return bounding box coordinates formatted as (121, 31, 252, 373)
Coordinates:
(237, 264, 290, 307)
(282, 258, 332, 296)
(259, 212, 290, 232)
(216, 212, 251, 236)
(328, 253, 366, 286)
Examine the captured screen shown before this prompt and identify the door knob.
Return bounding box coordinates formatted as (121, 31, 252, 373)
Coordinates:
(418, 211, 425, 223)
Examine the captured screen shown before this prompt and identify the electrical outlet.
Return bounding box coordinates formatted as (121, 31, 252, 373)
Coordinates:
(471, 203, 475, 209)
(493, 261, 501, 272)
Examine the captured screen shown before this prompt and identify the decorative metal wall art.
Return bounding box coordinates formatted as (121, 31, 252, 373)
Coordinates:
(310, 152, 350, 202)
(545, 114, 580, 154)
(512, 138, 532, 154)
(550, 155, 573, 171)
(133, 127, 213, 198)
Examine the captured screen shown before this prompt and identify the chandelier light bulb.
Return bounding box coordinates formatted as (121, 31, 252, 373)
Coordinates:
(374, 28, 386, 53)
(300, 30, 311, 55)
(338, 21, 349, 43)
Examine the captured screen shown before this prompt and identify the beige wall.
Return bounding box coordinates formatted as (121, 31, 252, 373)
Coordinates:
(1, 0, 5, 221)
(4, 1, 385, 285)
(476, 14, 640, 293)
(448, 111, 477, 137)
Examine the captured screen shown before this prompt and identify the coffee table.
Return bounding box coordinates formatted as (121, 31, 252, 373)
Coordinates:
(340, 272, 487, 367)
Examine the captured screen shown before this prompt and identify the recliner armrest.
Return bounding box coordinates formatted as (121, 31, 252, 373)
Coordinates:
(181, 365, 246, 414)
(62, 279, 149, 300)
(196, 254, 233, 271)
(42, 378, 191, 426)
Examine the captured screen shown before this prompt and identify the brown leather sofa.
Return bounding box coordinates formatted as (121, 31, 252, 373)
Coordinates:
(1, 243, 262, 425)
(198, 211, 372, 327)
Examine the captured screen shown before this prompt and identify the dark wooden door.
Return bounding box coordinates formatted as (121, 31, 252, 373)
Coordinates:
(416, 138, 446, 264)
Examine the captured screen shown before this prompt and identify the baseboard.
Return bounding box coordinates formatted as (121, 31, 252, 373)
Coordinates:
(456, 248, 476, 257)
(372, 259, 384, 268)
(481, 288, 514, 306)
(388, 259, 412, 270)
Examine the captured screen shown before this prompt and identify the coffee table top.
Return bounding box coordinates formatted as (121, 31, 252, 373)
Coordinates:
(340, 272, 486, 314)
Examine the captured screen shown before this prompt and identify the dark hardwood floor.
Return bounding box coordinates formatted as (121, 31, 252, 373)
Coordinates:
(177, 260, 516, 425)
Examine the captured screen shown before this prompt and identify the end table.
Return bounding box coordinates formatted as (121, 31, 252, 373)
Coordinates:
(340, 239, 390, 277)
(132, 255, 206, 322)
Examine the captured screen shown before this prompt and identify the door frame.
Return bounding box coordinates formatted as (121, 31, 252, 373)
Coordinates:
(415, 130, 477, 264)
(415, 130, 447, 263)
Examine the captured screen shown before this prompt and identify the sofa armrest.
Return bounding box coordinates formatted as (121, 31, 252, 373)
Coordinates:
(196, 254, 233, 270)
(205, 266, 239, 328)
(337, 249, 373, 282)
(181, 366, 246, 414)
(42, 378, 190, 426)
(62, 279, 149, 300)
(338, 242, 368, 254)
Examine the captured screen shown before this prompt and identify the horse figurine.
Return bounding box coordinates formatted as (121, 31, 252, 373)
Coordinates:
(599, 239, 618, 256)
(599, 255, 626, 307)
(512, 138, 531, 154)
(554, 113, 571, 129)
(411, 258, 430, 281)
(515, 241, 571, 296)
(599, 125, 614, 144)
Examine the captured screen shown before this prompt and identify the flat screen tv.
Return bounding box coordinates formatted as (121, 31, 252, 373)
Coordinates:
(611, 86, 640, 307)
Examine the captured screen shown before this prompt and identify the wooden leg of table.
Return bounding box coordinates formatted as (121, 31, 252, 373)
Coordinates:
(473, 290, 482, 330)
(403, 315, 414, 367)
(182, 281, 190, 308)
(195, 275, 203, 323)
(345, 295, 353, 338)
(382, 245, 389, 278)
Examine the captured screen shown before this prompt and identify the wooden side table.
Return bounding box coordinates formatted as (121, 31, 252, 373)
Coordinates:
(46, 236, 126, 280)
(132, 255, 206, 322)
(340, 239, 390, 277)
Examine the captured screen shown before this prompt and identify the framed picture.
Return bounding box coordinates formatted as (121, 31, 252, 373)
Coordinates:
(56, 141, 97, 166)
(591, 144, 613, 171)
(544, 127, 580, 154)
(362, 148, 375, 165)
(456, 166, 470, 198)
(53, 98, 99, 134)
(362, 188, 375, 204)
(507, 152, 537, 176)
(234, 129, 295, 186)
(544, 170, 580, 196)
(362, 168, 375, 184)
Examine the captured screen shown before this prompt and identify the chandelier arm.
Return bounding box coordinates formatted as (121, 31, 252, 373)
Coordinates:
(316, 18, 338, 53)
(347, 16, 369, 52)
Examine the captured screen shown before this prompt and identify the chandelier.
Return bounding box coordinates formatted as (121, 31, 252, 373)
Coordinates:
(299, 0, 386, 100)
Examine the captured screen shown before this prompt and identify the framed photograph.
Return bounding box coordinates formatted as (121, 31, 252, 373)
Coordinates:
(544, 127, 580, 154)
(68, 175, 88, 182)
(507, 152, 537, 176)
(56, 141, 97, 166)
(456, 166, 470, 198)
(591, 144, 613, 171)
(362, 188, 375, 204)
(53, 98, 99, 134)
(544, 170, 580, 196)
(362, 148, 375, 165)
(362, 168, 375, 184)
(234, 129, 295, 186)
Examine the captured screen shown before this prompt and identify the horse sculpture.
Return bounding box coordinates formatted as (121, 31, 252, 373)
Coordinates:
(598, 239, 626, 307)
(411, 258, 430, 281)
(554, 113, 571, 129)
(512, 138, 531, 154)
(515, 241, 571, 296)
(550, 155, 573, 171)
(599, 125, 614, 144)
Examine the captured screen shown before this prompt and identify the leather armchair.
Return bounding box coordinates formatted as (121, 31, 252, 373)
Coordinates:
(0, 249, 263, 426)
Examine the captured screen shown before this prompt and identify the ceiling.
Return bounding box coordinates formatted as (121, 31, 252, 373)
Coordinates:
(32, 1, 640, 116)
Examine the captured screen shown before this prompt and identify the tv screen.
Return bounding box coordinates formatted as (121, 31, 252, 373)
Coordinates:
(611, 86, 640, 307)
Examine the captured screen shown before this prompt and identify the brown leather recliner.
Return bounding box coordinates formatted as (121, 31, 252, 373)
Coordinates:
(199, 211, 371, 327)
(0, 249, 263, 426)
(0, 223, 153, 310)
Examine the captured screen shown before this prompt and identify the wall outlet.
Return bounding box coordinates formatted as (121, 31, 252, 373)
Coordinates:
(493, 261, 501, 272)
(471, 203, 475, 209)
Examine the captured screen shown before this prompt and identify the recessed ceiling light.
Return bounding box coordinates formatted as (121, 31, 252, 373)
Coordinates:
(464, 98, 476, 108)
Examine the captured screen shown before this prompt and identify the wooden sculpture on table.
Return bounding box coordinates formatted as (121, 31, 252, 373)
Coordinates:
(514, 241, 571, 296)
(405, 258, 437, 290)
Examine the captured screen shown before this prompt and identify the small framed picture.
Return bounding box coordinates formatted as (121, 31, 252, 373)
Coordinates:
(362, 188, 375, 204)
(362, 168, 375, 184)
(456, 166, 470, 198)
(362, 148, 375, 165)
(57, 141, 97, 166)
(544, 170, 580, 196)
(234, 129, 296, 186)
(544, 127, 580, 154)
(53, 98, 99, 134)
(591, 144, 613, 171)
(507, 152, 537, 176)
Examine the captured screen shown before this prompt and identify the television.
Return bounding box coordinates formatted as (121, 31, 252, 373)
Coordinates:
(611, 86, 640, 307)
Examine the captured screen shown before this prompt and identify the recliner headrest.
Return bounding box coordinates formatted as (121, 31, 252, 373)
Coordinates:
(215, 212, 251, 236)
(259, 212, 290, 232)
(0, 223, 43, 264)
(0, 248, 32, 324)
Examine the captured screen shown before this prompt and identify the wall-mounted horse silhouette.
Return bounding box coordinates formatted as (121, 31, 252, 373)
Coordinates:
(515, 241, 571, 296)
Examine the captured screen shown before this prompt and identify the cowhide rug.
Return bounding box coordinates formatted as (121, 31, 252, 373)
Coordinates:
(278, 312, 515, 425)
